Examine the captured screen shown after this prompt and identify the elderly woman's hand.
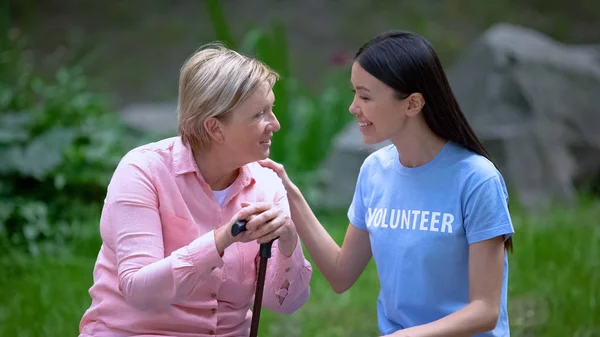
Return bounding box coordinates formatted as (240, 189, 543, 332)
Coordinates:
(214, 202, 298, 257)
(215, 202, 277, 255)
(243, 201, 298, 257)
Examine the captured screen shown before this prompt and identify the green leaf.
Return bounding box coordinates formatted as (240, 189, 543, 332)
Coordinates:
(9, 127, 77, 180)
(238, 28, 264, 54)
(0, 112, 32, 144)
(0, 201, 15, 233)
(204, 0, 236, 48)
(53, 174, 66, 190)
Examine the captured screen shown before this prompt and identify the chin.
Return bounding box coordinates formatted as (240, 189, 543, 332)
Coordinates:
(252, 150, 270, 162)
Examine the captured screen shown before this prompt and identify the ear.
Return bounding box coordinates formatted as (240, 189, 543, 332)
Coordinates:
(406, 93, 425, 117)
(204, 117, 225, 144)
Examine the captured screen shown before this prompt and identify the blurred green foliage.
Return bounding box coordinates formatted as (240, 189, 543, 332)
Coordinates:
(0, 32, 150, 256)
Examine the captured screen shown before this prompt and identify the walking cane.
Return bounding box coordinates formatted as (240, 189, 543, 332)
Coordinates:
(231, 219, 276, 337)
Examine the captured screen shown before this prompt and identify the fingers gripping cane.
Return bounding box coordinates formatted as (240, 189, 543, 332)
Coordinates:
(231, 219, 277, 337)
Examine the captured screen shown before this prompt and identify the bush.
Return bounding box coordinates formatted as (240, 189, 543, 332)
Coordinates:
(0, 32, 149, 256)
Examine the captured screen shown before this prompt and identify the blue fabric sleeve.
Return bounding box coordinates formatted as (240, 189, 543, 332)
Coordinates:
(464, 174, 515, 244)
(347, 163, 368, 230)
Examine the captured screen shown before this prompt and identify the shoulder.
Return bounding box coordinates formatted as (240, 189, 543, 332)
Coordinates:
(117, 137, 177, 173)
(360, 144, 398, 174)
(105, 138, 178, 200)
(445, 143, 508, 198)
(246, 161, 286, 191)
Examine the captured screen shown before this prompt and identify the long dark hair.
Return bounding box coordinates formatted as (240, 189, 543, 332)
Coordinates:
(355, 30, 513, 252)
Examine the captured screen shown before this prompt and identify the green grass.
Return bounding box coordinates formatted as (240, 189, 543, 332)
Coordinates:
(1, 201, 599, 336)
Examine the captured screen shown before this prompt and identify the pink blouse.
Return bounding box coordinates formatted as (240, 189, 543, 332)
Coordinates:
(79, 137, 312, 337)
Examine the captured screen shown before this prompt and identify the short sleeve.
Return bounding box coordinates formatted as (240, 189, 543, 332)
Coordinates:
(464, 174, 515, 244)
(348, 163, 369, 230)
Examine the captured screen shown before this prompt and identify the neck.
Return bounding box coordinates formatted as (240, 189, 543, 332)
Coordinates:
(193, 146, 239, 191)
(390, 117, 447, 168)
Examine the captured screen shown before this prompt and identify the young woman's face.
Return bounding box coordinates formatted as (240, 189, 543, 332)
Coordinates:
(349, 62, 410, 145)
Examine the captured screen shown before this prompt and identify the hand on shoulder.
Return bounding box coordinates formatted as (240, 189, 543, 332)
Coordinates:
(257, 159, 296, 193)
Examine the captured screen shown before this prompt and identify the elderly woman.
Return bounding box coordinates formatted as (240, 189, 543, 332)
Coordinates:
(78, 43, 313, 337)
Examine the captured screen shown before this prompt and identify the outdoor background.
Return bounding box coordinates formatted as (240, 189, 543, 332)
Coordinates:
(1, 0, 599, 336)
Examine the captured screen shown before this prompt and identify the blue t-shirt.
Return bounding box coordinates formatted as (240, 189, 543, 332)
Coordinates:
(348, 142, 514, 336)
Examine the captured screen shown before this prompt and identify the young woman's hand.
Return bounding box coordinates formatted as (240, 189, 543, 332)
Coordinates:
(257, 159, 296, 192)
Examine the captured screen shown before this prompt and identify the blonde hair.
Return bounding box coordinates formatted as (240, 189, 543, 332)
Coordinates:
(177, 42, 279, 151)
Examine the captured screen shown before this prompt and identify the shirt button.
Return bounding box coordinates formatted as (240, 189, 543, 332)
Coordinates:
(285, 267, 291, 272)
(211, 293, 217, 299)
(209, 330, 215, 335)
(212, 308, 217, 314)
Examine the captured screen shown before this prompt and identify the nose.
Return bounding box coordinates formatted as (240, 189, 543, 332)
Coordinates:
(267, 111, 281, 132)
(349, 97, 360, 115)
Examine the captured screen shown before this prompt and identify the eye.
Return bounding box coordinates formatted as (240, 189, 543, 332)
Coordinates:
(352, 89, 370, 101)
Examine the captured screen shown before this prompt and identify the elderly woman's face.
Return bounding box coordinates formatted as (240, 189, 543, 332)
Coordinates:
(220, 81, 280, 163)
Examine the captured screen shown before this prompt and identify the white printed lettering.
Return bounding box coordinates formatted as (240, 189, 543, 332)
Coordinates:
(401, 210, 410, 229)
(381, 209, 389, 228)
(373, 208, 383, 228)
(419, 211, 430, 231)
(442, 213, 454, 233)
(362, 207, 456, 234)
(411, 210, 420, 230)
(367, 208, 375, 227)
(390, 209, 399, 229)
(430, 212, 441, 232)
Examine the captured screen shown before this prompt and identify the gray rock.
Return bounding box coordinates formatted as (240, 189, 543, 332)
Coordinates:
(119, 102, 179, 135)
(448, 23, 600, 209)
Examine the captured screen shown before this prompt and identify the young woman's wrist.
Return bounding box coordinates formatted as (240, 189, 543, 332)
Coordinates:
(286, 183, 302, 200)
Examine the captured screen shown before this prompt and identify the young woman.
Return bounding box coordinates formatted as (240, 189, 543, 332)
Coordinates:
(259, 31, 515, 336)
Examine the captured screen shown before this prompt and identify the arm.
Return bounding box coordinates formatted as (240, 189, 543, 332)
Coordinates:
(388, 236, 505, 337)
(257, 159, 372, 294)
(108, 156, 256, 311)
(287, 185, 372, 294)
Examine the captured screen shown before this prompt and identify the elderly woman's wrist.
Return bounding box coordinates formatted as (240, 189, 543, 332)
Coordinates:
(214, 225, 234, 256)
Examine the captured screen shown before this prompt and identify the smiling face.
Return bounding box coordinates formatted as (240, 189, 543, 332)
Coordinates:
(213, 81, 280, 163)
(349, 61, 413, 145)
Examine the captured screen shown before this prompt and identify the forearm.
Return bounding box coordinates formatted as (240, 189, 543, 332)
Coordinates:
(394, 300, 499, 337)
(277, 235, 298, 257)
(286, 185, 346, 290)
(118, 230, 225, 311)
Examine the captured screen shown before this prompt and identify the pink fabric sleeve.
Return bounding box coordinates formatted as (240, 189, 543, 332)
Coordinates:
(261, 191, 312, 314)
(106, 156, 224, 311)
